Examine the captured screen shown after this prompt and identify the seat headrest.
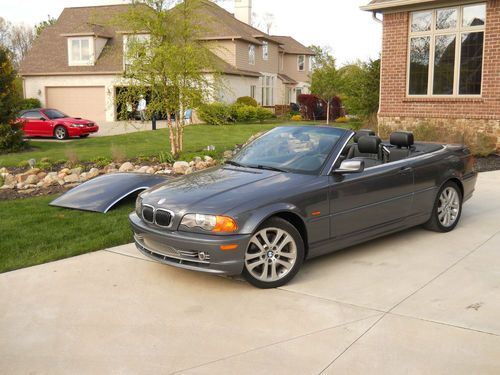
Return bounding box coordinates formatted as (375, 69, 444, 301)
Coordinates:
(390, 132, 414, 148)
(358, 135, 381, 154)
(353, 129, 376, 143)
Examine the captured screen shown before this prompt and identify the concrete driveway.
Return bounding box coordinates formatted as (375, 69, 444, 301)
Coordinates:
(1, 172, 499, 374)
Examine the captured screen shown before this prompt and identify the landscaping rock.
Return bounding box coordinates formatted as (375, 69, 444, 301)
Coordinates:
(25, 175, 39, 185)
(70, 167, 82, 176)
(36, 172, 47, 180)
(137, 166, 149, 173)
(3, 174, 16, 187)
(223, 150, 233, 159)
(88, 168, 100, 178)
(195, 161, 208, 170)
(59, 168, 70, 175)
(173, 161, 189, 174)
(119, 162, 134, 172)
(185, 167, 194, 175)
(193, 156, 202, 163)
(0, 167, 7, 174)
(204, 156, 213, 162)
(146, 167, 155, 174)
(25, 168, 40, 176)
(16, 182, 25, 190)
(64, 174, 80, 183)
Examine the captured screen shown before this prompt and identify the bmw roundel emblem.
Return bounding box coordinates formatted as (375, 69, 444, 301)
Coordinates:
(158, 198, 166, 205)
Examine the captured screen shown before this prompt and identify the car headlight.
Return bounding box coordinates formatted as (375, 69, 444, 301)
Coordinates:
(181, 214, 238, 233)
(71, 123, 85, 128)
(135, 196, 143, 216)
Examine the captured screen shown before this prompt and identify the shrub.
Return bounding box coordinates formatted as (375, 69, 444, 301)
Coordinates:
(255, 107, 273, 122)
(236, 96, 258, 107)
(158, 151, 175, 164)
(198, 103, 230, 125)
(18, 98, 42, 111)
(0, 123, 28, 154)
(17, 160, 30, 168)
(335, 116, 349, 123)
(291, 115, 302, 121)
(235, 105, 258, 122)
(91, 156, 112, 169)
(471, 133, 497, 157)
(38, 162, 53, 171)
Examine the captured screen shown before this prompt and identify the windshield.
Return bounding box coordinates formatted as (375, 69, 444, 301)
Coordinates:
(44, 109, 69, 119)
(232, 126, 345, 174)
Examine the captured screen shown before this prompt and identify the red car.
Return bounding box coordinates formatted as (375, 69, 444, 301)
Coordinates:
(16, 108, 99, 140)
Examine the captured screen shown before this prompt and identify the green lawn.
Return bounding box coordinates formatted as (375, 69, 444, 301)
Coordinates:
(0, 123, 295, 167)
(0, 195, 134, 273)
(0, 121, 359, 168)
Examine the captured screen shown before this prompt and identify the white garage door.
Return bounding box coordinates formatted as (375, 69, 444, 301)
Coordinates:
(46, 86, 106, 123)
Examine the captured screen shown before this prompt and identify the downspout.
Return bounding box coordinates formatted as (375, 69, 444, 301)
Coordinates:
(372, 11, 383, 135)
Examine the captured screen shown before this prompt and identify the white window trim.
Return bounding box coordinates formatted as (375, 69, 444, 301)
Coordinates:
(261, 74, 275, 106)
(297, 55, 305, 71)
(249, 44, 256, 65)
(308, 56, 314, 72)
(406, 3, 486, 98)
(68, 37, 94, 66)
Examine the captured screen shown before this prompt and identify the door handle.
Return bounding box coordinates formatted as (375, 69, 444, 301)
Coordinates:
(398, 166, 413, 174)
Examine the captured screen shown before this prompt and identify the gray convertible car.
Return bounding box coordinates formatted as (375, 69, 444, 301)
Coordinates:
(127, 126, 477, 288)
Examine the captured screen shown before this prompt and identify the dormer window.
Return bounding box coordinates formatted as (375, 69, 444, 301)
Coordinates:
(68, 37, 93, 66)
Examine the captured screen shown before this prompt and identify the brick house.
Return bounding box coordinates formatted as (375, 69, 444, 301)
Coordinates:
(19, 0, 314, 123)
(362, 0, 500, 150)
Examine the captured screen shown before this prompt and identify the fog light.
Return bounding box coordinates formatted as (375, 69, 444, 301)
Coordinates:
(198, 252, 208, 261)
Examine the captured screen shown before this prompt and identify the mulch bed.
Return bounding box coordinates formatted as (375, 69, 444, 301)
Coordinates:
(475, 154, 500, 172)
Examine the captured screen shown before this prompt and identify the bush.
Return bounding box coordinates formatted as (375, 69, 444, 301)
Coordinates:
(91, 156, 112, 169)
(291, 115, 302, 121)
(236, 96, 258, 107)
(0, 123, 28, 154)
(18, 98, 42, 111)
(255, 107, 273, 122)
(335, 116, 349, 123)
(158, 151, 175, 164)
(471, 133, 497, 157)
(198, 103, 231, 125)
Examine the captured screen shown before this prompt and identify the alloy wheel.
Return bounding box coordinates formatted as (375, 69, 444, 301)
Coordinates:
(245, 227, 297, 282)
(437, 187, 461, 227)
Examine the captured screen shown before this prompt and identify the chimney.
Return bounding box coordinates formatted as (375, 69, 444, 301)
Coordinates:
(234, 0, 252, 25)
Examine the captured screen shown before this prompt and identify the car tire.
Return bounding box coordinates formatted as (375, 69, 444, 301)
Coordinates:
(54, 126, 68, 140)
(424, 181, 463, 233)
(79, 134, 89, 138)
(242, 217, 304, 289)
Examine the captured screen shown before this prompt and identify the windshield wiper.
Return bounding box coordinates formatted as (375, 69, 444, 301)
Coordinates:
(250, 165, 288, 173)
(224, 160, 247, 168)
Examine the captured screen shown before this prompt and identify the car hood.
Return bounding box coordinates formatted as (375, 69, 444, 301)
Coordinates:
(61, 117, 95, 124)
(142, 166, 291, 214)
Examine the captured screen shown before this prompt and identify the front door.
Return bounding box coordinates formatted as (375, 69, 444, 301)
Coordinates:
(329, 163, 414, 242)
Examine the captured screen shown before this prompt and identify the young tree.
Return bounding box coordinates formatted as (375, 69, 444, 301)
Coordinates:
(310, 46, 341, 124)
(35, 15, 57, 37)
(340, 59, 380, 122)
(0, 46, 26, 153)
(114, 0, 221, 156)
(0, 17, 36, 68)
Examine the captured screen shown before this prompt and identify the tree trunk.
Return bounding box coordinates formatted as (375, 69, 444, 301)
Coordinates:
(167, 114, 177, 156)
(326, 100, 330, 125)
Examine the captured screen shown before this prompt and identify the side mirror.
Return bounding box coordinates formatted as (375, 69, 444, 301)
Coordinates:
(334, 160, 365, 174)
(39, 117, 46, 121)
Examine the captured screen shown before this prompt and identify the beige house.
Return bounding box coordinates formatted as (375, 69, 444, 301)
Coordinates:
(19, 0, 314, 123)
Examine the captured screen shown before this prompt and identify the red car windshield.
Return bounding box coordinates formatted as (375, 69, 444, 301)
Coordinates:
(44, 109, 68, 119)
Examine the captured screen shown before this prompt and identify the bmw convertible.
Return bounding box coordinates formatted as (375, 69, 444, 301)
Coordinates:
(125, 126, 477, 288)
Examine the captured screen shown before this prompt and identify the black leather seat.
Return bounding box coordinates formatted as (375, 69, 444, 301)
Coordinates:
(350, 135, 383, 168)
(346, 129, 376, 159)
(388, 131, 415, 162)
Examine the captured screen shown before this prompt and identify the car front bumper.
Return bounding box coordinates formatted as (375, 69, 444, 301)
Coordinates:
(129, 213, 249, 275)
(68, 125, 99, 137)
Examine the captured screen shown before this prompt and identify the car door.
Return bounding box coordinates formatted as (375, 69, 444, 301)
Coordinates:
(329, 162, 414, 242)
(21, 110, 47, 136)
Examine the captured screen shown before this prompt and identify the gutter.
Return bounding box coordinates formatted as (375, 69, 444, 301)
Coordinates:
(360, 0, 437, 11)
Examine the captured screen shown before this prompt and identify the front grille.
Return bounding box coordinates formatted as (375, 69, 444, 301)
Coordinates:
(155, 209, 172, 227)
(135, 236, 211, 268)
(87, 123, 94, 127)
(142, 205, 154, 223)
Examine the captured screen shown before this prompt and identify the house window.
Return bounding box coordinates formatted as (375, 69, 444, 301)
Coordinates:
(262, 41, 269, 60)
(297, 55, 305, 71)
(408, 4, 485, 96)
(249, 44, 256, 65)
(68, 37, 93, 66)
(123, 34, 150, 70)
(250, 85, 256, 99)
(261, 75, 274, 106)
(296, 88, 302, 102)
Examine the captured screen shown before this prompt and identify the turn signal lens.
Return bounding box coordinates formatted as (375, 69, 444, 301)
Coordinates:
(220, 244, 239, 251)
(213, 216, 238, 233)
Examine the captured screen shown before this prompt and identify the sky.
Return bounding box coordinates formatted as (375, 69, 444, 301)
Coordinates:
(0, 0, 382, 65)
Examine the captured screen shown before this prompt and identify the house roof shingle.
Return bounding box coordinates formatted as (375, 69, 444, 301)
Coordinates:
(20, 1, 314, 76)
(271, 36, 315, 55)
